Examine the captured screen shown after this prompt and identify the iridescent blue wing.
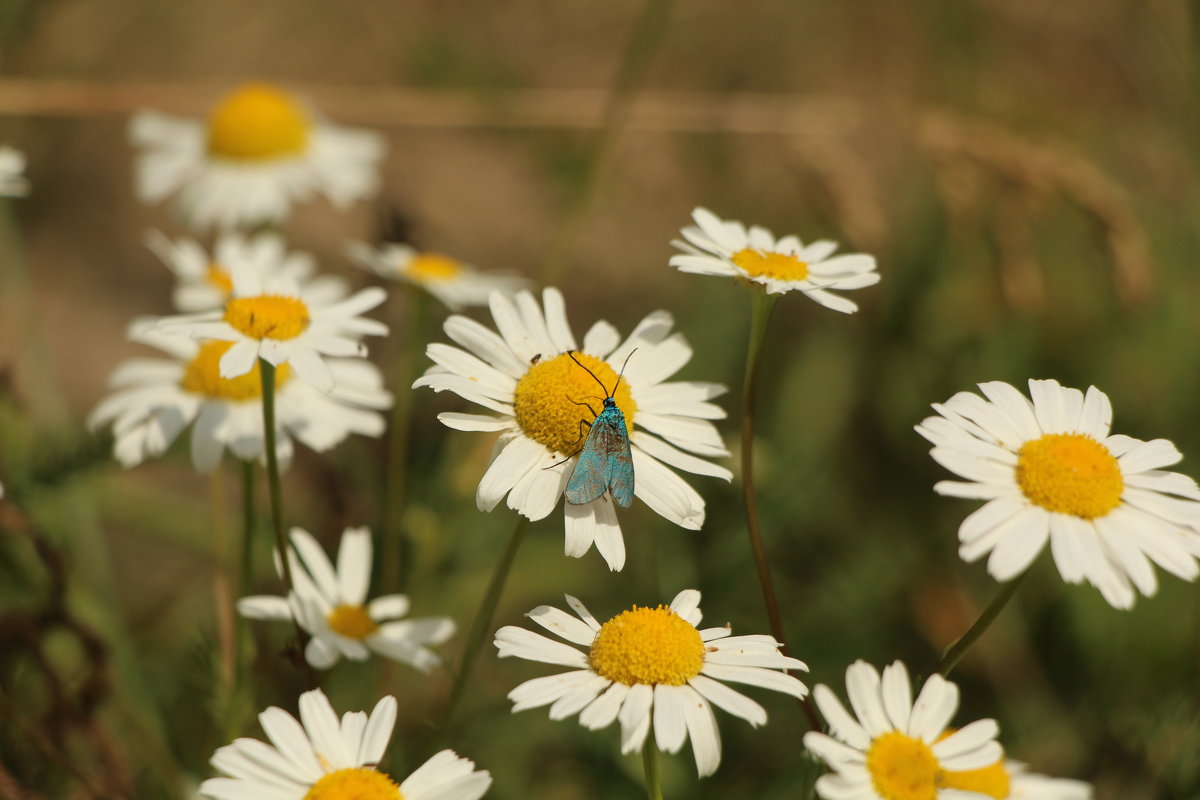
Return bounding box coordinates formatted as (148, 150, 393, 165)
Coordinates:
(565, 405, 634, 507)
(603, 409, 635, 508)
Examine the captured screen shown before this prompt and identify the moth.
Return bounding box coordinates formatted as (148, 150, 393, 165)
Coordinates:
(564, 350, 635, 508)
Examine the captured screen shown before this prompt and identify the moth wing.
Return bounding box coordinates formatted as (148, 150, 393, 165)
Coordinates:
(565, 425, 610, 505)
(604, 417, 635, 508)
(565, 409, 631, 506)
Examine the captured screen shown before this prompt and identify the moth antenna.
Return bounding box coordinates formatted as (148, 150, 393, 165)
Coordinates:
(612, 348, 637, 394)
(567, 350, 611, 397)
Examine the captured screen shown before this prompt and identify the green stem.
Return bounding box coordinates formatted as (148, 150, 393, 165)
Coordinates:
(740, 291, 785, 643)
(937, 571, 1027, 677)
(739, 290, 821, 731)
(442, 515, 530, 728)
(259, 360, 311, 672)
(381, 288, 427, 595)
(642, 741, 664, 800)
(540, 0, 675, 284)
(259, 360, 296, 597)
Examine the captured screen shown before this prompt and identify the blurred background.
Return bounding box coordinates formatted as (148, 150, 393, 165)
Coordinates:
(1, 0, 1199, 797)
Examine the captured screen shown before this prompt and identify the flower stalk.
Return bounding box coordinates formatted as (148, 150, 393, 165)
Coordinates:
(642, 742, 664, 800)
(739, 288, 821, 731)
(938, 570, 1028, 676)
(442, 515, 530, 728)
(258, 360, 297, 597)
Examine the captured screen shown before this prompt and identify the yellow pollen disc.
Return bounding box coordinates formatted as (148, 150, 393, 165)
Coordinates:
(206, 263, 233, 295)
(1015, 433, 1123, 519)
(224, 295, 311, 341)
(326, 604, 380, 640)
(512, 352, 636, 457)
(207, 82, 311, 161)
(865, 731, 940, 800)
(406, 253, 462, 283)
(302, 767, 402, 800)
(180, 341, 292, 401)
(732, 248, 809, 281)
(588, 604, 704, 687)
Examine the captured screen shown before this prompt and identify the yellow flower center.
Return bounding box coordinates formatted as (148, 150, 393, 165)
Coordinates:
(224, 295, 311, 341)
(326, 604, 380, 640)
(588, 604, 704, 687)
(865, 731, 940, 800)
(206, 263, 233, 295)
(406, 253, 462, 283)
(1015, 433, 1124, 519)
(207, 82, 311, 161)
(731, 248, 809, 281)
(302, 767, 401, 800)
(512, 352, 636, 457)
(180, 341, 292, 401)
(940, 759, 1011, 799)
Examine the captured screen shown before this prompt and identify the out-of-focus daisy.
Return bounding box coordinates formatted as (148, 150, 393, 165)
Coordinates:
(416, 287, 732, 571)
(348, 241, 527, 310)
(88, 329, 391, 472)
(494, 589, 807, 777)
(147, 229, 346, 313)
(935, 756, 1092, 800)
(130, 81, 385, 230)
(155, 253, 387, 393)
(199, 688, 491, 800)
(669, 207, 879, 312)
(238, 526, 455, 671)
(803, 659, 1003, 800)
(0, 146, 28, 196)
(916, 379, 1200, 609)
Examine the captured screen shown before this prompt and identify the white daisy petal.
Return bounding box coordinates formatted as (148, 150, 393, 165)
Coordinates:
(652, 684, 690, 753)
(494, 626, 590, 668)
(679, 685, 722, 777)
(811, 684, 871, 750)
(335, 527, 372, 607)
(845, 660, 890, 736)
(618, 684, 655, 754)
(579, 682, 631, 730)
(908, 673, 958, 743)
(527, 604, 600, 647)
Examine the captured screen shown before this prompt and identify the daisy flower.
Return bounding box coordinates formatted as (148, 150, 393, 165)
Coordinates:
(146, 228, 346, 313)
(916, 379, 1200, 609)
(0, 146, 28, 196)
(803, 659, 1003, 800)
(155, 251, 388, 393)
(88, 329, 391, 472)
(669, 207, 880, 312)
(416, 287, 732, 571)
(130, 81, 385, 230)
(348, 241, 527, 310)
(494, 589, 808, 778)
(238, 526, 455, 671)
(199, 688, 491, 800)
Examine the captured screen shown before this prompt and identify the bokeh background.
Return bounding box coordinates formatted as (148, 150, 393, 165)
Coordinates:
(2, 0, 1199, 797)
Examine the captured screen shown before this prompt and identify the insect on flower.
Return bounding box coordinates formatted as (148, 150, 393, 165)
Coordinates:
(564, 349, 636, 507)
